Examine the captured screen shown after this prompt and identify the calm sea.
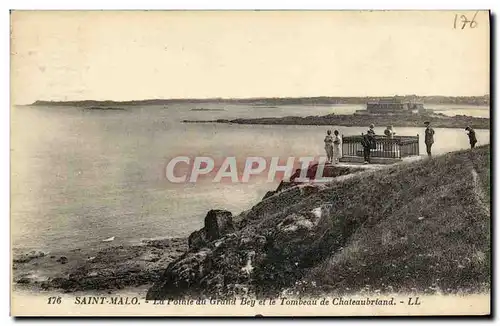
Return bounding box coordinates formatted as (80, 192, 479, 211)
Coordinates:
(11, 103, 490, 251)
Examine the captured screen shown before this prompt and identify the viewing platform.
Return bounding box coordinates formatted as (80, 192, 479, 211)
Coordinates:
(340, 134, 420, 164)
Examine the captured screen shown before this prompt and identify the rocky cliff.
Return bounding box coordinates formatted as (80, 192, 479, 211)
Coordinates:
(147, 147, 490, 300)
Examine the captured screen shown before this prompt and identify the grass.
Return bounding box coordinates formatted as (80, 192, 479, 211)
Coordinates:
(147, 145, 491, 299)
(294, 145, 491, 295)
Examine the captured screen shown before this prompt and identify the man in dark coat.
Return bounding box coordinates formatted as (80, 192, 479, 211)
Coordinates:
(465, 126, 477, 148)
(361, 133, 372, 164)
(424, 121, 435, 157)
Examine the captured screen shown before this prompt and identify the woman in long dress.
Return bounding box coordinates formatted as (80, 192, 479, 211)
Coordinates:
(324, 130, 334, 163)
(332, 130, 341, 164)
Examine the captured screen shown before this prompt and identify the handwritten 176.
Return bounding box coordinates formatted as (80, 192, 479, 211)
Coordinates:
(454, 11, 479, 29)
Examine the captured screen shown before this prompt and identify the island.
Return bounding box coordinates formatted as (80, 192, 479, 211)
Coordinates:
(183, 112, 490, 129)
(190, 108, 226, 112)
(83, 107, 126, 111)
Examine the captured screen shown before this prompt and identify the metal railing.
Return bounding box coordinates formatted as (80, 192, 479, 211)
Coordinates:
(341, 134, 420, 159)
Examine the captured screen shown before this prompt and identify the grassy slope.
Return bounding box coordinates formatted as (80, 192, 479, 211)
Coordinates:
(147, 145, 490, 299)
(294, 145, 491, 295)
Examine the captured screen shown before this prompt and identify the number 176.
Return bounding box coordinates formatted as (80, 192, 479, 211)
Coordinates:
(454, 12, 478, 29)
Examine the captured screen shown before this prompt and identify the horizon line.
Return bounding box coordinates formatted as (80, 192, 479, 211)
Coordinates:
(26, 94, 491, 105)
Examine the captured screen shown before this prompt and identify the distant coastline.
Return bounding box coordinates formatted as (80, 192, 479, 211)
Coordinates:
(190, 108, 226, 112)
(84, 107, 126, 111)
(183, 113, 490, 129)
(30, 95, 490, 107)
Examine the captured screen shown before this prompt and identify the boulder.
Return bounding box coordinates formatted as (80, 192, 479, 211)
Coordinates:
(147, 198, 359, 299)
(146, 232, 265, 300)
(146, 248, 214, 299)
(187, 229, 207, 250)
(205, 210, 234, 242)
(16, 277, 31, 284)
(13, 250, 46, 263)
(188, 210, 235, 250)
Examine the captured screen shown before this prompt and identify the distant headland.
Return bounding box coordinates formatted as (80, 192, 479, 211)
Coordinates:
(183, 113, 490, 129)
(30, 95, 490, 107)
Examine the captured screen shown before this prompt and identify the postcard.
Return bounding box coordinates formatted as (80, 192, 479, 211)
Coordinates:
(10, 10, 490, 316)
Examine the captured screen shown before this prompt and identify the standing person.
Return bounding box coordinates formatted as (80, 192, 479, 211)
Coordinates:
(424, 121, 435, 157)
(361, 133, 372, 164)
(366, 123, 377, 151)
(332, 130, 341, 164)
(384, 125, 396, 138)
(368, 124, 376, 136)
(367, 124, 377, 153)
(324, 130, 334, 164)
(383, 125, 395, 154)
(465, 126, 477, 148)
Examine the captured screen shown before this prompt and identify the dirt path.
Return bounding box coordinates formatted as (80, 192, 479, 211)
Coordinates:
(471, 167, 490, 215)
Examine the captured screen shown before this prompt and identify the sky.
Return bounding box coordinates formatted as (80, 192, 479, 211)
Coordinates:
(10, 10, 490, 104)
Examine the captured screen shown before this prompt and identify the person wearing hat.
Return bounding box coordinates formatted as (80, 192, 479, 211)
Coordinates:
(361, 132, 372, 164)
(367, 124, 376, 136)
(465, 126, 477, 149)
(365, 124, 377, 153)
(384, 125, 396, 138)
(384, 125, 396, 155)
(424, 121, 435, 157)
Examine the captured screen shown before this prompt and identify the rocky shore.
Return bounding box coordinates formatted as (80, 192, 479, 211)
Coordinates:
(183, 113, 490, 129)
(12, 164, 365, 294)
(12, 238, 187, 293)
